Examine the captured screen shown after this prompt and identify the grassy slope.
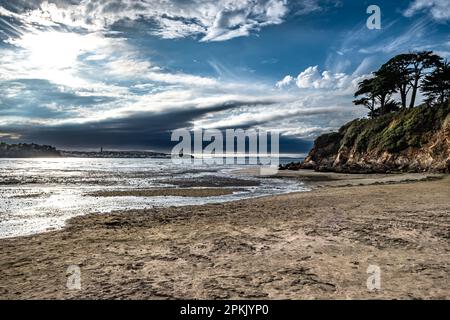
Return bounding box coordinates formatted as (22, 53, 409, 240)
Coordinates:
(339, 102, 450, 154)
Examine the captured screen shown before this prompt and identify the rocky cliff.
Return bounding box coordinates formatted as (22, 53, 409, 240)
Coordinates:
(283, 102, 450, 173)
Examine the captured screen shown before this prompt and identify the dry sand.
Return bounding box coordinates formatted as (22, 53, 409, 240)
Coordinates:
(0, 172, 449, 299)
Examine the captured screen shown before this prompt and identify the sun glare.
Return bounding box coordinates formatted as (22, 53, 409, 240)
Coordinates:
(11, 31, 108, 87)
(19, 31, 84, 69)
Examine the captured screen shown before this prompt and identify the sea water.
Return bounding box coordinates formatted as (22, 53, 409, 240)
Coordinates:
(0, 158, 308, 238)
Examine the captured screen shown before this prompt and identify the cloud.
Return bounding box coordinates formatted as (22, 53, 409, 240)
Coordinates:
(276, 65, 366, 90)
(352, 57, 377, 76)
(190, 96, 366, 144)
(193, 103, 352, 130)
(0, 132, 21, 140)
(202, 0, 289, 41)
(293, 0, 326, 15)
(268, 65, 373, 141)
(404, 0, 450, 21)
(1, 94, 291, 150)
(275, 75, 295, 88)
(2, 0, 290, 42)
(357, 18, 432, 55)
(0, 79, 115, 121)
(149, 17, 206, 40)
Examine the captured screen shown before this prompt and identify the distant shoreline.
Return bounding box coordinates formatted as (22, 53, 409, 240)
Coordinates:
(0, 142, 171, 159)
(59, 150, 171, 159)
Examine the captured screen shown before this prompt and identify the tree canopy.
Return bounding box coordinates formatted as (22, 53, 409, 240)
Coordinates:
(354, 51, 448, 118)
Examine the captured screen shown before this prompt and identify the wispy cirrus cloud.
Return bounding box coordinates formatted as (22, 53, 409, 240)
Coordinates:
(404, 0, 450, 22)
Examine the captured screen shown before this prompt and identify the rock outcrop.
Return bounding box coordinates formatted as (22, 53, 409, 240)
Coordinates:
(282, 102, 450, 173)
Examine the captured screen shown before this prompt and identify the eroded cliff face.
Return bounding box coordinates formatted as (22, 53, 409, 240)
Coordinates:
(296, 103, 450, 173)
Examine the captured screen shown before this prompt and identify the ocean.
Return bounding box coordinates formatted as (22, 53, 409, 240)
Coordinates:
(0, 158, 307, 238)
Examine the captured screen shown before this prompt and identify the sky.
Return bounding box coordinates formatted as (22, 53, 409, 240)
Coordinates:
(0, 0, 449, 153)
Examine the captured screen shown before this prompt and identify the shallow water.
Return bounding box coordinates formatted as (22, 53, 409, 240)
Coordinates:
(0, 158, 308, 238)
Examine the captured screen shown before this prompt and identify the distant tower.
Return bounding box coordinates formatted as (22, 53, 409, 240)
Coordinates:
(100, 147, 103, 153)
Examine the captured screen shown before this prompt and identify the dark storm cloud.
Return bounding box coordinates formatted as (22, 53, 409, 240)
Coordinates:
(278, 135, 313, 154)
(2, 99, 304, 152)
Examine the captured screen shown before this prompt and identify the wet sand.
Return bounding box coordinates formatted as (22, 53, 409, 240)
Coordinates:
(0, 172, 449, 299)
(87, 188, 237, 198)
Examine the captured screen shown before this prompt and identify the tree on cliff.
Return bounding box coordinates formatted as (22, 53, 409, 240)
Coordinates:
(408, 51, 443, 108)
(353, 79, 377, 118)
(354, 70, 398, 118)
(379, 53, 414, 109)
(379, 51, 442, 108)
(354, 51, 444, 117)
(422, 60, 450, 106)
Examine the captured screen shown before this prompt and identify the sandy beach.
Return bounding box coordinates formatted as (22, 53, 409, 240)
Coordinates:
(0, 171, 449, 299)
